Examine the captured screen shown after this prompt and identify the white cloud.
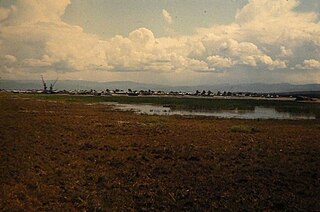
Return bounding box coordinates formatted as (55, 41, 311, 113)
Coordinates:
(128, 28, 156, 49)
(0, 0, 319, 83)
(235, 0, 300, 24)
(162, 9, 173, 25)
(279, 46, 293, 57)
(201, 38, 287, 70)
(196, 0, 319, 71)
(1, 0, 70, 25)
(303, 59, 320, 70)
(207, 55, 233, 68)
(234, 0, 320, 46)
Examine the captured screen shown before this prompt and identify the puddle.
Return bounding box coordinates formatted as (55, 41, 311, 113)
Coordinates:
(104, 102, 316, 120)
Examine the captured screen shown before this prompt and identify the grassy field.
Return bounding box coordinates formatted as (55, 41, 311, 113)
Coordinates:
(1, 92, 319, 211)
(22, 93, 320, 118)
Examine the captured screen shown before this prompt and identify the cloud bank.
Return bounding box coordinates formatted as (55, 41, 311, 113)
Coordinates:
(0, 0, 319, 83)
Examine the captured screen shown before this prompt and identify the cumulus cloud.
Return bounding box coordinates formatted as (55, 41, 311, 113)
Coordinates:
(279, 46, 293, 57)
(207, 55, 233, 68)
(234, 0, 320, 47)
(162, 9, 173, 25)
(1, 0, 70, 25)
(0, 0, 319, 82)
(196, 0, 319, 71)
(303, 59, 320, 70)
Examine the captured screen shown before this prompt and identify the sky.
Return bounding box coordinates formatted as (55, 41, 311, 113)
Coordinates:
(0, 0, 319, 85)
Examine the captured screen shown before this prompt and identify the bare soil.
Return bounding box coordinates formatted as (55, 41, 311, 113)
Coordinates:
(1, 93, 319, 211)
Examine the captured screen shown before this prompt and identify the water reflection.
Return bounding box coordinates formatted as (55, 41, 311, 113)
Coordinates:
(105, 103, 316, 120)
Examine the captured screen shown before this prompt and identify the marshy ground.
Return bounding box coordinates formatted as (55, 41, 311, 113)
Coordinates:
(1, 93, 319, 211)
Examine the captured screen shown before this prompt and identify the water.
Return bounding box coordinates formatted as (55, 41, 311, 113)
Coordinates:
(105, 103, 316, 120)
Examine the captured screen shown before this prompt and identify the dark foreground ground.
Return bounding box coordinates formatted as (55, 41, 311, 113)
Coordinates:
(1, 93, 319, 211)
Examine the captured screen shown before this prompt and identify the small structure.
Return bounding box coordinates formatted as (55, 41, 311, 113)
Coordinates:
(41, 75, 58, 93)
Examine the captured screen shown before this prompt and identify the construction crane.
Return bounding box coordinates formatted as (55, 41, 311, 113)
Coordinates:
(41, 75, 58, 93)
(49, 77, 59, 93)
(41, 75, 47, 92)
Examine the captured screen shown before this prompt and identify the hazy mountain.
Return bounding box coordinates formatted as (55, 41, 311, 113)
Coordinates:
(1, 80, 320, 93)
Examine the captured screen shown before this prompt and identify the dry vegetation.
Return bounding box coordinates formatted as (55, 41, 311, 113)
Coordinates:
(1, 93, 319, 211)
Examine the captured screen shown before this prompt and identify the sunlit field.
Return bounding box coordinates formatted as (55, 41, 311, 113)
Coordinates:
(1, 93, 319, 210)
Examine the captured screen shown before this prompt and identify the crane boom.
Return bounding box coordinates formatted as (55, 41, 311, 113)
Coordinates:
(49, 77, 59, 92)
(41, 75, 47, 91)
(52, 77, 59, 87)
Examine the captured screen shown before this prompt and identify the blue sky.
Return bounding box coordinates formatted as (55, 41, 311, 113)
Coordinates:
(62, 0, 249, 38)
(62, 0, 319, 38)
(0, 0, 319, 85)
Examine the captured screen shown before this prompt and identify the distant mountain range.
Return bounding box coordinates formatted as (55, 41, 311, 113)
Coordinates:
(1, 80, 320, 93)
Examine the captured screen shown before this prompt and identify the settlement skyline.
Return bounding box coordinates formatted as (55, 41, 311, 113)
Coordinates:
(0, 0, 320, 85)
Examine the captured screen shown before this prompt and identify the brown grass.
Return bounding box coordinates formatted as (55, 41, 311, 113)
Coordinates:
(230, 124, 259, 133)
(1, 93, 320, 211)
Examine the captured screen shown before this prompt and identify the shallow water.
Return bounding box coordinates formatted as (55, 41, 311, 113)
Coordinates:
(105, 103, 316, 120)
